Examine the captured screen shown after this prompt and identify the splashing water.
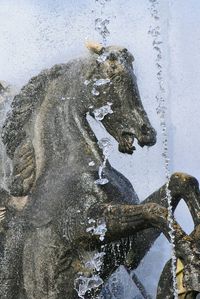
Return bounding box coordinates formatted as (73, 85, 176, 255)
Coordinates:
(93, 102, 113, 121)
(148, 0, 178, 297)
(76, 221, 107, 298)
(89, 161, 95, 167)
(94, 78, 111, 86)
(92, 87, 100, 96)
(85, 252, 106, 272)
(84, 80, 90, 86)
(91, 78, 111, 97)
(80, 1, 112, 296)
(86, 218, 107, 241)
(95, 137, 113, 185)
(96, 53, 108, 64)
(75, 275, 104, 299)
(74, 251, 106, 298)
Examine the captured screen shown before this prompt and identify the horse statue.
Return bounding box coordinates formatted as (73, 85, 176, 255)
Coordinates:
(0, 43, 200, 299)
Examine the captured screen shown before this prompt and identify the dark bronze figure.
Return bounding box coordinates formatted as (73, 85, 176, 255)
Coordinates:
(0, 44, 200, 298)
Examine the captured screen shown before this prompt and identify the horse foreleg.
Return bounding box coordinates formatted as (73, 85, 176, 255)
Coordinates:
(87, 202, 185, 246)
(87, 202, 200, 296)
(143, 173, 200, 296)
(124, 172, 200, 269)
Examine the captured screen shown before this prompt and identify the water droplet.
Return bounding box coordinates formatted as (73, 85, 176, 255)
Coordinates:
(94, 78, 110, 86)
(74, 275, 104, 299)
(95, 178, 109, 185)
(93, 103, 113, 121)
(85, 252, 105, 271)
(88, 218, 96, 224)
(148, 1, 178, 296)
(89, 161, 95, 167)
(84, 80, 90, 86)
(98, 137, 113, 155)
(86, 219, 107, 241)
(92, 88, 100, 96)
(95, 18, 110, 41)
(97, 53, 108, 63)
(94, 138, 113, 185)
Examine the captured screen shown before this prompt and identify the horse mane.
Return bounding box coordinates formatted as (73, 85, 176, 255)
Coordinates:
(1, 63, 67, 196)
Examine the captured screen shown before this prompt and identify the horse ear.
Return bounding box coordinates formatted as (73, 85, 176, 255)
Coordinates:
(85, 41, 104, 55)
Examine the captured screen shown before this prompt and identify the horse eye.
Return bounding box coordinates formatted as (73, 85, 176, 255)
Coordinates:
(115, 75, 121, 82)
(122, 48, 128, 53)
(108, 52, 117, 61)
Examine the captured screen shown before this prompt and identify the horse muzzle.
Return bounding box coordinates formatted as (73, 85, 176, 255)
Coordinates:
(137, 126, 157, 147)
(118, 132, 136, 154)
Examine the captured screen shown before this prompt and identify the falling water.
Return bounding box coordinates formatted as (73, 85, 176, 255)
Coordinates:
(94, 0, 111, 45)
(148, 0, 178, 297)
(89, 78, 113, 186)
(93, 102, 113, 121)
(86, 218, 107, 242)
(75, 274, 104, 299)
(95, 137, 113, 185)
(75, 219, 107, 298)
(75, 2, 114, 295)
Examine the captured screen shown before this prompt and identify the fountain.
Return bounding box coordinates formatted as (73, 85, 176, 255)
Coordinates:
(1, 1, 200, 298)
(0, 43, 200, 299)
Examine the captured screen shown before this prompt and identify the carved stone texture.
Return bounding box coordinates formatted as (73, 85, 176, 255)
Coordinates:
(0, 45, 200, 299)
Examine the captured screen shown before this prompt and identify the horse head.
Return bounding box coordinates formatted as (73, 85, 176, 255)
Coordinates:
(85, 42, 157, 154)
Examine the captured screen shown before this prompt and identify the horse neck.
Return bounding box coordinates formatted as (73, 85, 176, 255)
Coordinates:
(69, 104, 103, 169)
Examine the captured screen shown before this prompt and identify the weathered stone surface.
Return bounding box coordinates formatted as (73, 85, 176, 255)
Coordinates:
(0, 45, 200, 299)
(0, 81, 17, 193)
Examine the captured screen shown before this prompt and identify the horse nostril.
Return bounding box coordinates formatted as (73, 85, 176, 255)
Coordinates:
(140, 125, 157, 146)
(141, 124, 149, 135)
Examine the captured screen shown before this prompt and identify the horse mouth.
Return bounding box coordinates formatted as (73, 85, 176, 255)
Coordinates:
(118, 132, 136, 154)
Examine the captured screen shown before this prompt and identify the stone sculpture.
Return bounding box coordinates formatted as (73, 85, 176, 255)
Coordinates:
(0, 44, 200, 299)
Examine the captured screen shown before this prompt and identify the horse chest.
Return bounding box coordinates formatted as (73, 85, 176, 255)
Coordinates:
(102, 166, 139, 204)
